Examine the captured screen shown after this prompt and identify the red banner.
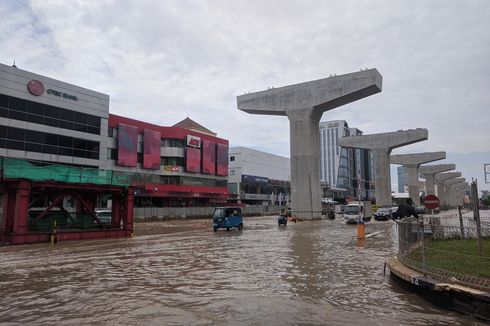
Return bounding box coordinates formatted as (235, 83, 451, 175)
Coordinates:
(216, 143, 228, 176)
(186, 147, 201, 173)
(202, 140, 216, 175)
(143, 129, 161, 170)
(117, 124, 138, 167)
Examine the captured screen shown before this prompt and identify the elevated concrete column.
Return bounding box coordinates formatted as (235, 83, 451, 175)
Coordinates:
(405, 165, 420, 205)
(237, 69, 383, 220)
(434, 172, 461, 206)
(444, 178, 465, 207)
(287, 109, 322, 219)
(372, 148, 392, 206)
(339, 129, 428, 207)
(390, 151, 445, 206)
(419, 164, 455, 196)
(451, 184, 468, 207)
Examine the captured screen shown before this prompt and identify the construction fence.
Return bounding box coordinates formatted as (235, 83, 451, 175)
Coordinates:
(396, 214, 490, 291)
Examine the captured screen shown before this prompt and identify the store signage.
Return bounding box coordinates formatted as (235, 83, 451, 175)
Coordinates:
(27, 80, 78, 101)
(242, 174, 269, 184)
(27, 80, 44, 96)
(163, 165, 179, 172)
(46, 89, 78, 101)
(186, 135, 201, 148)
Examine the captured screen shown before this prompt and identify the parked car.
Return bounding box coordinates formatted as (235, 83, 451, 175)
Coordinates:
(374, 207, 395, 221)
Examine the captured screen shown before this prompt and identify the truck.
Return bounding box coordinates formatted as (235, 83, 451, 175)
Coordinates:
(343, 201, 372, 224)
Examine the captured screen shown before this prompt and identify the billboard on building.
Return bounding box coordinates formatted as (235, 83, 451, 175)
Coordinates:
(117, 123, 138, 167)
(143, 129, 161, 170)
(216, 143, 228, 176)
(186, 147, 201, 173)
(202, 140, 216, 175)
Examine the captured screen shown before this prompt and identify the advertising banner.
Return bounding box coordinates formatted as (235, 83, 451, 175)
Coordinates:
(216, 143, 228, 176)
(186, 147, 201, 173)
(143, 129, 161, 169)
(202, 140, 216, 175)
(117, 123, 138, 167)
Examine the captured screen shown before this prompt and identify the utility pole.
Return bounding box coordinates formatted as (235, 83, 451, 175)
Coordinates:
(471, 179, 483, 256)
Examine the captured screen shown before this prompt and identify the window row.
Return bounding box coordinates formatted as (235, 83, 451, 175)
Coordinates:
(0, 94, 101, 135)
(107, 148, 185, 167)
(0, 125, 100, 160)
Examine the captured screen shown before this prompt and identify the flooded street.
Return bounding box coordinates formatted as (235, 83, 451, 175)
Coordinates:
(0, 217, 482, 325)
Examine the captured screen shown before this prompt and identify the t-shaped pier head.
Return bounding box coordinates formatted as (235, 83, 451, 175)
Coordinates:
(435, 172, 461, 206)
(419, 164, 456, 196)
(237, 69, 382, 219)
(390, 151, 446, 205)
(338, 129, 428, 206)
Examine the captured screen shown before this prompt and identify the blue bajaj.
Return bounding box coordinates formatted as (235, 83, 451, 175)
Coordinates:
(213, 207, 244, 232)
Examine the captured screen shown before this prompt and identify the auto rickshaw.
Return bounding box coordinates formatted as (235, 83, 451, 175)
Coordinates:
(213, 207, 244, 232)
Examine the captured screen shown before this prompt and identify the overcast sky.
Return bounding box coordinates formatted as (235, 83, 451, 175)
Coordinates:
(1, 0, 489, 192)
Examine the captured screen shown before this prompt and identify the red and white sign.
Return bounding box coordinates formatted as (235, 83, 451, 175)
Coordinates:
(27, 80, 44, 96)
(424, 194, 440, 209)
(187, 135, 201, 148)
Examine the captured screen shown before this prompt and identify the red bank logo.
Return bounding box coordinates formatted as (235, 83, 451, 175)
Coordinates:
(187, 135, 201, 148)
(27, 80, 44, 96)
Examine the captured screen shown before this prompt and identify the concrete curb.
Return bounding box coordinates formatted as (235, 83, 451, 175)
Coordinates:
(386, 256, 490, 321)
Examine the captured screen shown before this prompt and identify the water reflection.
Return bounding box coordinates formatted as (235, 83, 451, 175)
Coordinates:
(0, 217, 482, 325)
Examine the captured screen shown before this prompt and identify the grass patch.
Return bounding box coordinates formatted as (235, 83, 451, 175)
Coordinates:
(407, 238, 490, 278)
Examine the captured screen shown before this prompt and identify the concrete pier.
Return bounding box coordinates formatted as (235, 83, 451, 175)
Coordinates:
(450, 183, 469, 207)
(419, 164, 455, 196)
(338, 129, 428, 206)
(444, 177, 465, 207)
(237, 69, 382, 219)
(390, 152, 446, 205)
(434, 172, 461, 206)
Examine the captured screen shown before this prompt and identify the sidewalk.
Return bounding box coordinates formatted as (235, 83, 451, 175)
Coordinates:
(387, 256, 490, 321)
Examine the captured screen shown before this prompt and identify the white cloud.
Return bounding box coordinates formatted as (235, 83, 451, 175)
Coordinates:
(0, 0, 489, 190)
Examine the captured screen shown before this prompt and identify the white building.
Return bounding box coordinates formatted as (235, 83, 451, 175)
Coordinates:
(228, 147, 290, 205)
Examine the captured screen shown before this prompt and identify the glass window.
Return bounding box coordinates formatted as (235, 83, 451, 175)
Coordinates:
(108, 127, 114, 137)
(74, 112, 87, 124)
(87, 126, 100, 135)
(42, 145, 58, 154)
(59, 109, 74, 121)
(73, 149, 87, 158)
(45, 134, 58, 146)
(73, 139, 86, 150)
(6, 140, 24, 150)
(58, 135, 73, 147)
(25, 143, 43, 153)
(87, 115, 100, 127)
(27, 102, 44, 115)
(230, 156, 235, 161)
(26, 113, 44, 124)
(0, 108, 7, 118)
(59, 120, 74, 130)
(44, 105, 59, 118)
(7, 128, 25, 141)
(8, 110, 26, 121)
(25, 130, 43, 143)
(57, 146, 73, 156)
(0, 126, 6, 139)
(0, 94, 8, 109)
(9, 98, 26, 111)
(44, 117, 59, 127)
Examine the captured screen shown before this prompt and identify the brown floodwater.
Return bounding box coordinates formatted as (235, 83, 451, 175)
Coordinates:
(0, 216, 484, 325)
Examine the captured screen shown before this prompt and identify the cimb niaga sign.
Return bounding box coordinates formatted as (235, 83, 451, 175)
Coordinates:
(186, 135, 201, 148)
(27, 80, 78, 101)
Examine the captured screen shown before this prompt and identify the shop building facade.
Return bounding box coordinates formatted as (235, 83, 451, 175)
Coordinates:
(228, 147, 290, 206)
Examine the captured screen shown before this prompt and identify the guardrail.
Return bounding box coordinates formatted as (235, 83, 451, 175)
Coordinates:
(396, 216, 490, 290)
